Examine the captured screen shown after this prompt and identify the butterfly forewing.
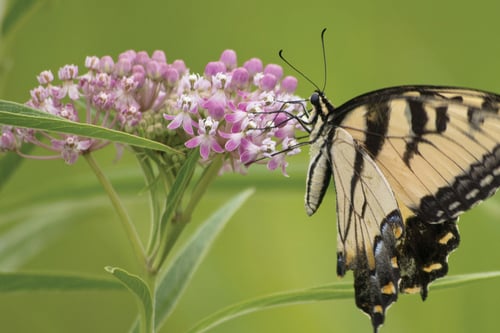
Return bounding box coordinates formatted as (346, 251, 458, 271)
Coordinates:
(337, 86, 500, 222)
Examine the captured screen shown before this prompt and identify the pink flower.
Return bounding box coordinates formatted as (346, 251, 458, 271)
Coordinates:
(0, 127, 18, 151)
(203, 91, 227, 120)
(51, 135, 93, 164)
(185, 117, 224, 160)
(239, 138, 262, 165)
(18, 48, 305, 173)
(57, 103, 79, 121)
(57, 65, 80, 100)
(163, 50, 304, 174)
(205, 61, 226, 77)
(243, 58, 263, 76)
(219, 131, 244, 151)
(119, 105, 142, 127)
(37, 70, 54, 85)
(219, 49, 237, 70)
(230, 67, 249, 89)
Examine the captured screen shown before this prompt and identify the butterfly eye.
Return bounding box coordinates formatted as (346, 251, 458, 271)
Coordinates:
(310, 92, 320, 107)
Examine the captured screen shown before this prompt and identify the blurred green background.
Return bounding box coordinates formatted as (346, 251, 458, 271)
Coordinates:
(1, 0, 500, 332)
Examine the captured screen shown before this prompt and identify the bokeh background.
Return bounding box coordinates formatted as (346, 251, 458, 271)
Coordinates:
(1, 0, 500, 332)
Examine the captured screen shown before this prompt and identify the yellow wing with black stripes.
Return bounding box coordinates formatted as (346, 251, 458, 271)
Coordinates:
(339, 86, 500, 222)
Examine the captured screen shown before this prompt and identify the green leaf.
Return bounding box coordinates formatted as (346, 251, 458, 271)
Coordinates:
(159, 150, 200, 236)
(187, 271, 500, 333)
(0, 272, 125, 292)
(154, 188, 255, 330)
(128, 318, 140, 333)
(187, 284, 353, 333)
(431, 271, 500, 290)
(308, 270, 500, 292)
(106, 266, 153, 333)
(0, 100, 180, 154)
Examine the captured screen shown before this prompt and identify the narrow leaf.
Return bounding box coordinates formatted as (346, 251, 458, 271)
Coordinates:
(0, 100, 180, 154)
(187, 285, 353, 333)
(154, 188, 255, 329)
(431, 271, 500, 290)
(0, 272, 124, 292)
(159, 150, 200, 236)
(187, 271, 500, 333)
(106, 266, 153, 333)
(309, 271, 500, 292)
(128, 318, 140, 333)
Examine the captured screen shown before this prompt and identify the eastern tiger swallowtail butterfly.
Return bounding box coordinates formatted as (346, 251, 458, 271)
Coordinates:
(278, 30, 500, 333)
(303, 85, 500, 332)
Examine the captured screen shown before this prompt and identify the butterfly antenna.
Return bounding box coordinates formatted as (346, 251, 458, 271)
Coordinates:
(320, 28, 328, 92)
(279, 49, 321, 92)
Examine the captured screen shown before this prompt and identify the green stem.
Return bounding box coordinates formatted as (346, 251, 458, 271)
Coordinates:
(84, 153, 146, 267)
(151, 156, 223, 273)
(135, 151, 163, 255)
(150, 217, 186, 272)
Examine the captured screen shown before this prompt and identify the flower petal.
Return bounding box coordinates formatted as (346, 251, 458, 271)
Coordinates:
(200, 142, 211, 159)
(185, 136, 202, 149)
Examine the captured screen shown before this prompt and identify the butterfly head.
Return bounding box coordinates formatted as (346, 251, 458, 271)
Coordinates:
(309, 90, 335, 125)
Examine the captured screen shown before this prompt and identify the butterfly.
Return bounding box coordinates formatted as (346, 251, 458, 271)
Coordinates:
(302, 84, 500, 332)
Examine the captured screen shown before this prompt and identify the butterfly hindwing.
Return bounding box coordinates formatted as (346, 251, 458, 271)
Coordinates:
(308, 126, 404, 330)
(397, 215, 460, 299)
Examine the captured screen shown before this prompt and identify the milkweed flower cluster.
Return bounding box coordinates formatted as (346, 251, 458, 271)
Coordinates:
(1, 49, 306, 174)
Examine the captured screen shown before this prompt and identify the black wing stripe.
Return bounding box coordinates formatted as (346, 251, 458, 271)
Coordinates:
(419, 144, 500, 221)
(364, 101, 390, 158)
(403, 99, 429, 166)
(434, 106, 449, 132)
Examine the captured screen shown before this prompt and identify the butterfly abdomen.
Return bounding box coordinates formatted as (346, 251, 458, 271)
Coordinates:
(305, 136, 332, 216)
